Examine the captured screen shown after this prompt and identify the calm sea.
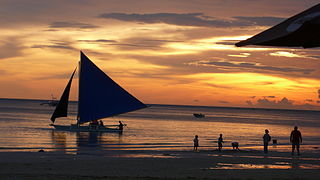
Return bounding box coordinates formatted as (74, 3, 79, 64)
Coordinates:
(0, 98, 319, 154)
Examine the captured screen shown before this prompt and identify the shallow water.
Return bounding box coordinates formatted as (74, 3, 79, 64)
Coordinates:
(208, 162, 320, 169)
(0, 98, 319, 154)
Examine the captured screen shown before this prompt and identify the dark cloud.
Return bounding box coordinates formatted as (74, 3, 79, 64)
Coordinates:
(142, 39, 183, 43)
(0, 37, 25, 59)
(233, 16, 284, 26)
(49, 21, 99, 29)
(108, 43, 160, 49)
(218, 100, 229, 104)
(78, 39, 118, 43)
(35, 72, 77, 80)
(98, 13, 285, 28)
(110, 69, 175, 80)
(31, 45, 75, 50)
(78, 37, 184, 52)
(0, 70, 7, 75)
(191, 60, 315, 74)
(106, 37, 183, 50)
(258, 97, 293, 107)
(31, 41, 75, 51)
(264, 96, 276, 98)
(246, 100, 253, 105)
(205, 83, 233, 89)
(308, 55, 320, 59)
(215, 40, 239, 45)
(255, 82, 275, 85)
(246, 97, 320, 110)
(305, 99, 313, 102)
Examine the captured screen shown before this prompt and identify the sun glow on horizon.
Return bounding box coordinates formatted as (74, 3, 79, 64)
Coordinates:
(179, 72, 320, 107)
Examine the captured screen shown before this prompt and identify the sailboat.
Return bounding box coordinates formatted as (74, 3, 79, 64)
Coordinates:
(50, 51, 147, 132)
(236, 3, 320, 48)
(40, 94, 58, 106)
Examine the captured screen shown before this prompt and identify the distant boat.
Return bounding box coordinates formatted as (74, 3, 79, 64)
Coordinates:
(40, 94, 58, 107)
(50, 51, 147, 132)
(193, 113, 205, 118)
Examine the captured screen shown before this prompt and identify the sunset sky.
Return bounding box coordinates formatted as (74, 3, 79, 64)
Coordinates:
(0, 0, 319, 110)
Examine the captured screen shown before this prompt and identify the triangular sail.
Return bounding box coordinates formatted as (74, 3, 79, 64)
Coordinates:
(78, 52, 147, 124)
(235, 3, 320, 48)
(50, 69, 76, 123)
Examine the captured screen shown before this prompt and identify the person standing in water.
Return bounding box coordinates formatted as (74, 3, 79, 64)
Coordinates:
(290, 126, 302, 156)
(193, 135, 199, 152)
(218, 134, 224, 151)
(118, 121, 124, 130)
(263, 129, 271, 154)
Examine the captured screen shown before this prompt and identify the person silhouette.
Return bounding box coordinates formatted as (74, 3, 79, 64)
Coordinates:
(99, 120, 104, 127)
(218, 134, 224, 151)
(231, 142, 240, 150)
(118, 121, 124, 130)
(263, 129, 271, 154)
(290, 126, 302, 155)
(193, 135, 199, 152)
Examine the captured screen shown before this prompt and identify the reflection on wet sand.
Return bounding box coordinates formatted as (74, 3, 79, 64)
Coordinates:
(208, 162, 320, 169)
(210, 153, 320, 162)
(207, 153, 320, 170)
(210, 163, 291, 169)
(113, 153, 179, 158)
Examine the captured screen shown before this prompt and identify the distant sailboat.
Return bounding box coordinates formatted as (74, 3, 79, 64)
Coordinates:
(50, 51, 147, 132)
(193, 113, 205, 118)
(41, 94, 58, 107)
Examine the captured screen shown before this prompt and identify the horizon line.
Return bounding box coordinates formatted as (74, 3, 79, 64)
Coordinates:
(0, 97, 319, 112)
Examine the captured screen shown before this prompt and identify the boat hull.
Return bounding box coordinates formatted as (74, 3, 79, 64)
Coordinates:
(50, 124, 122, 133)
(193, 113, 205, 118)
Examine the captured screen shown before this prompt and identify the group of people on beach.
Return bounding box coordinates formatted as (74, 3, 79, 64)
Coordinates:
(193, 133, 239, 152)
(193, 126, 302, 155)
(263, 126, 302, 155)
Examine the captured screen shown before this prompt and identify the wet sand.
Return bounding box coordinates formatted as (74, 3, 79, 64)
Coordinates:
(0, 149, 319, 180)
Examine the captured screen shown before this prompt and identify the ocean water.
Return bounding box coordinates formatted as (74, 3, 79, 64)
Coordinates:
(0, 98, 319, 154)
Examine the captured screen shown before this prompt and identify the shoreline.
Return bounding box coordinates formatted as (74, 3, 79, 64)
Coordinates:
(1, 143, 319, 153)
(0, 149, 319, 179)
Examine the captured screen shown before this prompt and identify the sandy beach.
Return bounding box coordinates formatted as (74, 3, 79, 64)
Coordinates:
(0, 149, 319, 180)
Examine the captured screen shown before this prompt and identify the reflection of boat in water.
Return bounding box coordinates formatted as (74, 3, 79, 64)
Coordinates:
(193, 113, 205, 118)
(51, 131, 67, 152)
(41, 94, 58, 106)
(50, 51, 147, 132)
(50, 130, 123, 153)
(76, 131, 101, 147)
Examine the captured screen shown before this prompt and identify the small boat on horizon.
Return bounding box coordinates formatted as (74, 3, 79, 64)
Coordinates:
(50, 51, 147, 132)
(193, 113, 205, 118)
(40, 94, 58, 107)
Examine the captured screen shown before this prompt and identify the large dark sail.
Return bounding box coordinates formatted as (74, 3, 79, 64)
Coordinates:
(78, 52, 147, 123)
(236, 3, 320, 48)
(50, 69, 76, 123)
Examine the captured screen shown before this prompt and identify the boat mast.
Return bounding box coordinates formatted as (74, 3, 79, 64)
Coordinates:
(76, 53, 82, 125)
